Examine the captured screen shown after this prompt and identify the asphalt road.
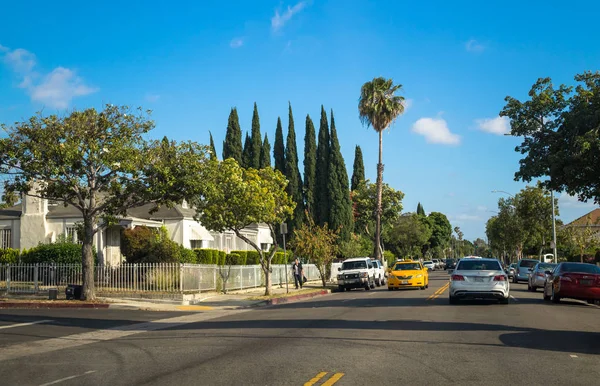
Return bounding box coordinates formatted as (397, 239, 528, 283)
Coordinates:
(1, 271, 599, 386)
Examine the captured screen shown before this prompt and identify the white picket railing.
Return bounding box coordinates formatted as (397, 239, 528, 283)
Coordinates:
(0, 263, 326, 294)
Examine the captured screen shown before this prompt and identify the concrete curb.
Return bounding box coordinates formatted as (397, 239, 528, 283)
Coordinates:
(0, 302, 110, 309)
(248, 289, 332, 308)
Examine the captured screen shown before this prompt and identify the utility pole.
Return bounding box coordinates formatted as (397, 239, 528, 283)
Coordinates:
(551, 190, 558, 264)
(280, 223, 289, 293)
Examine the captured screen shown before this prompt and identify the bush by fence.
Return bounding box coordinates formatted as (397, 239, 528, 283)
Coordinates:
(0, 248, 20, 264)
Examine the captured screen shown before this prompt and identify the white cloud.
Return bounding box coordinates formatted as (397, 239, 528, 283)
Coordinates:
(230, 38, 244, 48)
(402, 98, 413, 112)
(0, 44, 96, 109)
(476, 116, 510, 135)
(411, 117, 461, 145)
(145, 93, 160, 103)
(559, 193, 597, 209)
(465, 39, 485, 53)
(271, 1, 307, 32)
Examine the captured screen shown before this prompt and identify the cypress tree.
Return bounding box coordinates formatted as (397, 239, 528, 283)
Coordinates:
(209, 131, 217, 161)
(351, 145, 365, 191)
(260, 133, 271, 169)
(303, 114, 317, 217)
(327, 110, 353, 241)
(222, 108, 243, 164)
(314, 106, 330, 226)
(273, 117, 286, 175)
(242, 132, 252, 168)
(417, 202, 425, 216)
(250, 102, 262, 169)
(285, 103, 305, 234)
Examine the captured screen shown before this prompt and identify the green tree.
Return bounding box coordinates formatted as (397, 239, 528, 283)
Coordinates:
(0, 105, 210, 300)
(327, 110, 353, 241)
(303, 114, 317, 216)
(242, 132, 252, 168)
(209, 131, 217, 161)
(352, 180, 404, 237)
(358, 77, 405, 260)
(473, 238, 490, 257)
(273, 117, 286, 175)
(565, 215, 599, 263)
(427, 212, 452, 258)
(260, 133, 271, 169)
(250, 102, 262, 169)
(222, 108, 243, 164)
(192, 159, 295, 296)
(417, 202, 425, 216)
(285, 103, 304, 235)
(351, 145, 365, 191)
(0, 187, 18, 209)
(292, 214, 339, 287)
(314, 106, 330, 225)
(386, 213, 432, 258)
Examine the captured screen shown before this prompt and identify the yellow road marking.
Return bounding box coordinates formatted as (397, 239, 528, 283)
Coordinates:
(175, 305, 214, 311)
(304, 372, 328, 386)
(322, 373, 345, 386)
(427, 283, 449, 300)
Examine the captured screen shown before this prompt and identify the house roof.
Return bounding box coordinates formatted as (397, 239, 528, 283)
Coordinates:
(0, 204, 22, 220)
(567, 208, 600, 227)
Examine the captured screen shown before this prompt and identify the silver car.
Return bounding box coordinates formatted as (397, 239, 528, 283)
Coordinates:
(449, 257, 510, 304)
(528, 262, 557, 291)
(513, 258, 540, 283)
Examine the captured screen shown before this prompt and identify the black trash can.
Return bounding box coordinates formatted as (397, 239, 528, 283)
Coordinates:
(48, 288, 58, 300)
(65, 284, 82, 300)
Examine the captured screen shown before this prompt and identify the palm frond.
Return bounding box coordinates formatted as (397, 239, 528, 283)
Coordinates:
(358, 77, 405, 132)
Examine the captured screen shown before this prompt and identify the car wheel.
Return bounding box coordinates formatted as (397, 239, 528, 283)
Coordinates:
(420, 285, 425, 290)
(388, 287, 393, 291)
(527, 282, 532, 291)
(338, 285, 344, 292)
(551, 286, 561, 303)
(449, 295, 458, 305)
(365, 283, 370, 291)
(381, 277, 386, 285)
(587, 300, 596, 305)
(531, 285, 537, 292)
(499, 297, 509, 304)
(375, 277, 381, 287)
(513, 276, 518, 284)
(543, 286, 551, 301)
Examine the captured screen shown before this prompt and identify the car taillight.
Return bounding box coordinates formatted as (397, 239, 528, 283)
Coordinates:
(493, 275, 507, 281)
(451, 274, 465, 281)
(559, 276, 572, 282)
(535, 273, 545, 278)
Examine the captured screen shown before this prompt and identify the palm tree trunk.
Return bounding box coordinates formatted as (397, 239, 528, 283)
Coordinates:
(374, 130, 384, 261)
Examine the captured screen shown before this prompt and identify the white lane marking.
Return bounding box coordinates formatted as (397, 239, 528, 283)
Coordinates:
(0, 309, 249, 362)
(570, 355, 578, 358)
(0, 320, 54, 330)
(39, 370, 96, 386)
(510, 296, 519, 302)
(368, 292, 377, 296)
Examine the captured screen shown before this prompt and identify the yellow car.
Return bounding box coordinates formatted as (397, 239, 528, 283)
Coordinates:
(388, 260, 429, 290)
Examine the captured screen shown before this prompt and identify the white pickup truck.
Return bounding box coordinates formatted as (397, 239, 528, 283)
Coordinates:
(336, 257, 376, 291)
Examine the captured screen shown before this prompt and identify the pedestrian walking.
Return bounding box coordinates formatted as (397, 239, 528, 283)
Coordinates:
(291, 258, 303, 289)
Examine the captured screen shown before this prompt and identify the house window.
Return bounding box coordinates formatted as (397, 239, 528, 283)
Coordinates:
(190, 240, 202, 249)
(66, 227, 80, 244)
(0, 229, 11, 249)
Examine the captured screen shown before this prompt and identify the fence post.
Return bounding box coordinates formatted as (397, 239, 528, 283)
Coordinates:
(6, 265, 10, 292)
(34, 264, 39, 293)
(240, 266, 243, 291)
(134, 264, 138, 292)
(179, 264, 183, 293)
(213, 267, 217, 291)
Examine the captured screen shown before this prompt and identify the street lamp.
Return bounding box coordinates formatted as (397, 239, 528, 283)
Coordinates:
(491, 190, 514, 198)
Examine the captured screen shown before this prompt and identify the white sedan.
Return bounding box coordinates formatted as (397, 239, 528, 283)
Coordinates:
(449, 258, 510, 304)
(423, 261, 435, 271)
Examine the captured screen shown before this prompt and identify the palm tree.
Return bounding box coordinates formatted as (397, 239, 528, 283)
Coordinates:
(358, 77, 405, 261)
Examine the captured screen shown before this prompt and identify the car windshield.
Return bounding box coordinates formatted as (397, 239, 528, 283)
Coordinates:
(519, 260, 539, 268)
(424, 261, 433, 265)
(457, 260, 502, 271)
(394, 263, 421, 271)
(537, 263, 556, 271)
(510, 264, 516, 268)
(342, 261, 367, 270)
(561, 263, 600, 274)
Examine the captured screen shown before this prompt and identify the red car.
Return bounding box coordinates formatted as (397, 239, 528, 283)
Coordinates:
(543, 262, 600, 304)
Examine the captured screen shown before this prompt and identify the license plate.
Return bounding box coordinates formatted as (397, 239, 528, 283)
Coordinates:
(580, 279, 592, 285)
(401, 280, 409, 284)
(474, 277, 485, 282)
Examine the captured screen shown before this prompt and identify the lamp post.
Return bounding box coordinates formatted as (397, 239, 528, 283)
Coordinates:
(280, 223, 288, 293)
(551, 190, 558, 263)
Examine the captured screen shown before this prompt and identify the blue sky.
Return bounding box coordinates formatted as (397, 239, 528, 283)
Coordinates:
(1, 0, 599, 240)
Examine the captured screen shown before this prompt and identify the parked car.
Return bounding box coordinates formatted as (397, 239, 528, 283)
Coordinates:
(449, 258, 510, 304)
(423, 261, 435, 271)
(370, 259, 387, 286)
(445, 259, 456, 270)
(528, 262, 557, 291)
(388, 260, 429, 290)
(336, 257, 376, 291)
(543, 262, 600, 304)
(506, 263, 517, 279)
(513, 259, 540, 283)
(432, 259, 442, 269)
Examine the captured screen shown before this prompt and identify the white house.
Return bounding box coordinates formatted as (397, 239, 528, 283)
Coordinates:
(0, 193, 274, 265)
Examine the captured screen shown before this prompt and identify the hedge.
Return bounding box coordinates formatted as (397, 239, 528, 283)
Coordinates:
(192, 249, 293, 265)
(21, 242, 98, 264)
(0, 248, 20, 264)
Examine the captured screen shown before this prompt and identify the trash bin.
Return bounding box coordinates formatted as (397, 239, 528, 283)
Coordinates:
(48, 288, 58, 300)
(65, 284, 82, 300)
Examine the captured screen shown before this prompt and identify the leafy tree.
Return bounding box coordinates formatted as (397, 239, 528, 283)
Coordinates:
(0, 105, 210, 300)
(209, 131, 217, 161)
(352, 180, 404, 237)
(273, 117, 286, 175)
(260, 133, 271, 169)
(351, 145, 365, 191)
(565, 215, 599, 263)
(473, 238, 490, 257)
(303, 114, 317, 216)
(427, 212, 452, 258)
(385, 213, 432, 259)
(327, 110, 353, 241)
(222, 108, 243, 164)
(358, 77, 405, 260)
(192, 158, 295, 296)
(285, 103, 304, 235)
(292, 214, 339, 287)
(339, 233, 373, 259)
(242, 132, 252, 168)
(0, 188, 18, 209)
(250, 102, 262, 169)
(417, 202, 425, 216)
(314, 106, 330, 225)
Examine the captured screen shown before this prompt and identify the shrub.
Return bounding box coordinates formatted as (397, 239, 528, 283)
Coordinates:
(0, 248, 20, 264)
(195, 249, 218, 264)
(383, 250, 395, 267)
(225, 253, 243, 266)
(21, 242, 97, 264)
(179, 246, 197, 264)
(122, 225, 196, 264)
(218, 251, 226, 266)
(246, 250, 260, 265)
(231, 250, 248, 263)
(273, 251, 293, 264)
(122, 226, 156, 263)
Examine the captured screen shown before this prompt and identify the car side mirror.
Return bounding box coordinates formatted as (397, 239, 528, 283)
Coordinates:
(338, 267, 341, 271)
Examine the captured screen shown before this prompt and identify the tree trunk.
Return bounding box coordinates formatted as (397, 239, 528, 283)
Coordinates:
(319, 263, 327, 287)
(264, 257, 272, 296)
(374, 130, 384, 261)
(81, 219, 96, 301)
